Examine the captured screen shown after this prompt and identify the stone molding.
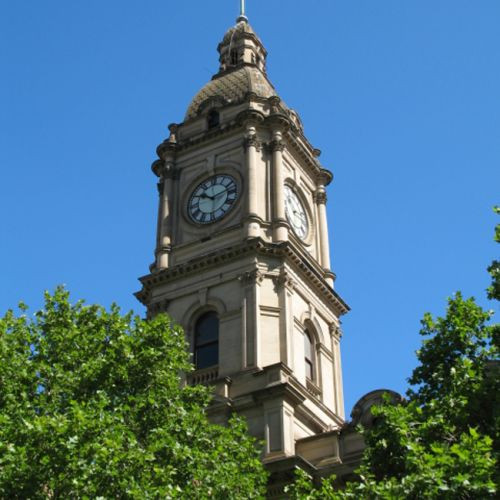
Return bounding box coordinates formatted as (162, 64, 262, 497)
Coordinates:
(136, 238, 349, 316)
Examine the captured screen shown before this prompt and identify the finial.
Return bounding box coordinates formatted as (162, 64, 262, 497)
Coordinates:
(237, 0, 248, 23)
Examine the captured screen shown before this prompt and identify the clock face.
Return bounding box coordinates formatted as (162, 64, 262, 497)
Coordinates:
(284, 185, 308, 240)
(188, 174, 238, 224)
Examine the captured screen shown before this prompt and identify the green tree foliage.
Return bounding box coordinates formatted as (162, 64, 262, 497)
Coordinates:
(288, 215, 499, 499)
(0, 288, 267, 499)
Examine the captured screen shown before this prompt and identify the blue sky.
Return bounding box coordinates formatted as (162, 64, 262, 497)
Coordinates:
(1, 1, 499, 414)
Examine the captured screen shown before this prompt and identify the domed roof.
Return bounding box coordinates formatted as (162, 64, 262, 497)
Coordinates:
(185, 66, 277, 121)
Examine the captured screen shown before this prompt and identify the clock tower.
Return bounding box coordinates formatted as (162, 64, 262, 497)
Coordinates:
(136, 13, 353, 481)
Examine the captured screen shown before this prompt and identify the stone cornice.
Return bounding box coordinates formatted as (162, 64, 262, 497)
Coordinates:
(135, 238, 350, 316)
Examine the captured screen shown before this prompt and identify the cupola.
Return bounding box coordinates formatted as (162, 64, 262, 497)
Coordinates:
(217, 18, 267, 74)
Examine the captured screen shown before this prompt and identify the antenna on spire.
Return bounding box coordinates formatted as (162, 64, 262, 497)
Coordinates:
(237, 0, 248, 23)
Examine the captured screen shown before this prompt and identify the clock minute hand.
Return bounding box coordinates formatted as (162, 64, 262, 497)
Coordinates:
(213, 190, 227, 199)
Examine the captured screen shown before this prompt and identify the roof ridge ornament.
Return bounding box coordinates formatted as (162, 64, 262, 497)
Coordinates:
(237, 0, 248, 23)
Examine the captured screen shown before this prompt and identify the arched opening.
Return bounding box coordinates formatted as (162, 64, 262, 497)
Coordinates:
(230, 49, 239, 66)
(304, 329, 315, 381)
(194, 312, 219, 370)
(207, 109, 220, 129)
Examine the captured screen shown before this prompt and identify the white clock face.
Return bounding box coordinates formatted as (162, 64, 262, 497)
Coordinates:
(188, 174, 238, 224)
(284, 185, 308, 240)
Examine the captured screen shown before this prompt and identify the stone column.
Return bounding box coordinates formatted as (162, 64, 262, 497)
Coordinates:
(154, 125, 178, 270)
(271, 132, 288, 242)
(315, 188, 334, 287)
(330, 325, 345, 419)
(243, 126, 262, 239)
(156, 160, 175, 269)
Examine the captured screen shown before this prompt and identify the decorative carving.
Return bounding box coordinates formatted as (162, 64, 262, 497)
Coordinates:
(270, 139, 286, 153)
(330, 324, 343, 339)
(314, 191, 327, 205)
(268, 96, 281, 114)
(274, 270, 296, 291)
(238, 269, 265, 287)
(148, 298, 170, 318)
(243, 136, 262, 151)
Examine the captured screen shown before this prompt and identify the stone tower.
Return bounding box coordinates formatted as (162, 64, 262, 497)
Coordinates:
(136, 14, 351, 471)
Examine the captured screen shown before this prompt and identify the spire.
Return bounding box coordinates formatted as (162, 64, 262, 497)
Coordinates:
(237, 0, 248, 23)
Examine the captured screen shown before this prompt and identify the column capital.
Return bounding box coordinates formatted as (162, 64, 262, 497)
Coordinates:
(243, 136, 262, 152)
(238, 269, 265, 287)
(273, 271, 296, 292)
(314, 190, 328, 205)
(269, 139, 286, 153)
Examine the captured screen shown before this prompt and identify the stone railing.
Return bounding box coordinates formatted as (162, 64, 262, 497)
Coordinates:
(187, 366, 219, 386)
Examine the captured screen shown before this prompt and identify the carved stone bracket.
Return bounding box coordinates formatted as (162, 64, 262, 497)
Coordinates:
(329, 324, 343, 340)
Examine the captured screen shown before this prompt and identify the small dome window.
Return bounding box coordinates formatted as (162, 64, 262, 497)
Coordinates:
(207, 110, 220, 129)
(230, 49, 239, 66)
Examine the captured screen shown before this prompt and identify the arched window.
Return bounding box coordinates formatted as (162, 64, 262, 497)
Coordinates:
(207, 109, 220, 129)
(194, 312, 219, 370)
(304, 330, 315, 381)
